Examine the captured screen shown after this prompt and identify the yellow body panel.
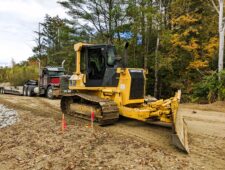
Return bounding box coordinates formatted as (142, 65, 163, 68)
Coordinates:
(68, 42, 176, 124)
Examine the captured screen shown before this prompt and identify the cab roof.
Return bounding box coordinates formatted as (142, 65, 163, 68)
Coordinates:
(44, 66, 65, 72)
(74, 42, 114, 51)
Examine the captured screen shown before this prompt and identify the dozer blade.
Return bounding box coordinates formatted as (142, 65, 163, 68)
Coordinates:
(171, 90, 189, 153)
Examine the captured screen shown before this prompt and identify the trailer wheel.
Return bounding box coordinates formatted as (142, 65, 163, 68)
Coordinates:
(47, 86, 54, 99)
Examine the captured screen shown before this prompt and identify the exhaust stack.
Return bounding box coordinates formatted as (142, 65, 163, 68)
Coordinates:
(123, 42, 129, 68)
(62, 60, 66, 68)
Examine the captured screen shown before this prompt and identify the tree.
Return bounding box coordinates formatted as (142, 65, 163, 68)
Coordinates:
(208, 0, 224, 77)
(59, 0, 127, 44)
(25, 0, 224, 101)
(32, 15, 88, 73)
(218, 0, 224, 77)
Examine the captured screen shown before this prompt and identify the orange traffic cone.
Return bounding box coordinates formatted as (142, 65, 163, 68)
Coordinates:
(61, 114, 67, 132)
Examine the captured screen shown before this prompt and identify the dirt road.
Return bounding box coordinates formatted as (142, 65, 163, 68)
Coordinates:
(0, 94, 225, 169)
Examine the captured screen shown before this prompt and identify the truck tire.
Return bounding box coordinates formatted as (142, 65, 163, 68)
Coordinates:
(23, 87, 27, 96)
(27, 88, 32, 97)
(47, 86, 54, 99)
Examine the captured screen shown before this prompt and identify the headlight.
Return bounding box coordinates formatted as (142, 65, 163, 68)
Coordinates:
(69, 80, 76, 86)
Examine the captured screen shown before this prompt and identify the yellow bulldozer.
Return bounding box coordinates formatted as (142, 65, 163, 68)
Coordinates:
(60, 42, 189, 153)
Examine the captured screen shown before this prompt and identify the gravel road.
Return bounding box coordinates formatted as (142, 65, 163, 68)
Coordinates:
(0, 94, 224, 170)
(0, 104, 18, 128)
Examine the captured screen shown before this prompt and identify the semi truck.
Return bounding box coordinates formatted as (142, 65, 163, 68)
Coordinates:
(0, 61, 66, 99)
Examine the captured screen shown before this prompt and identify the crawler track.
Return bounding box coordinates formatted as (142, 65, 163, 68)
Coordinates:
(60, 93, 119, 125)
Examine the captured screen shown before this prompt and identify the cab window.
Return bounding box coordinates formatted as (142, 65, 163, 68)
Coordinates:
(88, 48, 105, 79)
(107, 47, 116, 66)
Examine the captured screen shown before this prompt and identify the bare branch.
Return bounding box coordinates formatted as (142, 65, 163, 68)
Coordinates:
(208, 0, 219, 14)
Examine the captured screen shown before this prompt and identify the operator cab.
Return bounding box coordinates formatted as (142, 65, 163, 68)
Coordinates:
(80, 45, 120, 87)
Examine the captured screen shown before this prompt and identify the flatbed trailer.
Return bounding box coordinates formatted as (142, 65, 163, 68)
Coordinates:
(0, 78, 62, 98)
(0, 86, 23, 95)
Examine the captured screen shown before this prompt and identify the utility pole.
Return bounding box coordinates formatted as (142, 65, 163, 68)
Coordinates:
(38, 22, 47, 65)
(38, 23, 41, 59)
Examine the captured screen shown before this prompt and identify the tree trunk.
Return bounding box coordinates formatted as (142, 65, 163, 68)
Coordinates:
(218, 0, 224, 78)
(140, 0, 146, 68)
(154, 35, 160, 98)
(154, 0, 162, 98)
(218, 0, 224, 100)
(108, 0, 113, 44)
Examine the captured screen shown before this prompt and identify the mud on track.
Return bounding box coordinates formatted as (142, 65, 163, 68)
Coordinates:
(0, 94, 225, 169)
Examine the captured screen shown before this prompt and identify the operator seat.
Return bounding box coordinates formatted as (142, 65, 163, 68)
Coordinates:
(89, 61, 99, 79)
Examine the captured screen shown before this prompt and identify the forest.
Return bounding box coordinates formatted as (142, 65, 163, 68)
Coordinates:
(0, 0, 225, 102)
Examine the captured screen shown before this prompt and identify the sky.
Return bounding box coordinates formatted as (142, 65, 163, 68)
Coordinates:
(0, 0, 67, 66)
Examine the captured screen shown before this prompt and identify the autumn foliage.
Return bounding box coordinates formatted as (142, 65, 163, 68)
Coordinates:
(0, 0, 223, 102)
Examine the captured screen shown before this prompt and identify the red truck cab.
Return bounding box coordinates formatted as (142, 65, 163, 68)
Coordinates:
(38, 66, 65, 99)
